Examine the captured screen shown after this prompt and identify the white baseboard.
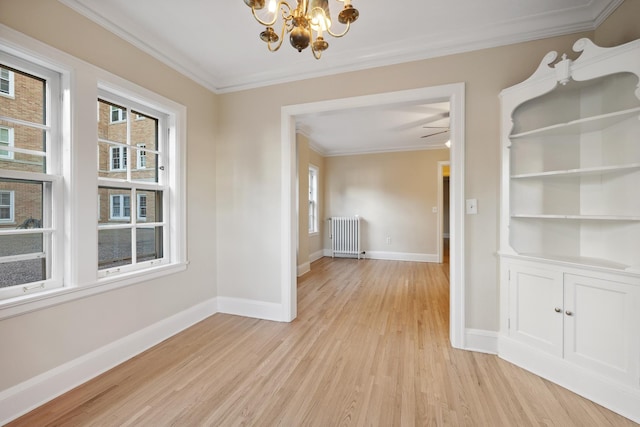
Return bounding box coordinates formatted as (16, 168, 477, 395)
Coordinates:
(321, 249, 438, 263)
(465, 329, 498, 354)
(309, 250, 324, 263)
(297, 261, 310, 277)
(216, 296, 285, 322)
(499, 336, 640, 424)
(365, 251, 439, 263)
(0, 298, 218, 426)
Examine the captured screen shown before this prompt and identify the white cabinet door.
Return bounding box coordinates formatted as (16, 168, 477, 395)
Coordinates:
(509, 265, 564, 357)
(564, 274, 640, 387)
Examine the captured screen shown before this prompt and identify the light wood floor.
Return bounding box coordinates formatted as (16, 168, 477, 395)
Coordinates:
(8, 257, 635, 426)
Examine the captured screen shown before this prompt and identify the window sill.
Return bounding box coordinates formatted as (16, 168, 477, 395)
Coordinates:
(0, 261, 188, 321)
(309, 232, 319, 237)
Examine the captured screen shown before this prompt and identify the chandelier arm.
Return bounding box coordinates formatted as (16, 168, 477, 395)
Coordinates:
(250, 1, 291, 27)
(266, 22, 288, 52)
(325, 21, 351, 38)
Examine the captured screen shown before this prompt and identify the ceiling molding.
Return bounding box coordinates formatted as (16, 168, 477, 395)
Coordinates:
(322, 144, 449, 158)
(58, 0, 622, 94)
(57, 0, 220, 93)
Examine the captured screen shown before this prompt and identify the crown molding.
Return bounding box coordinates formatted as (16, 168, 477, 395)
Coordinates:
(57, 0, 623, 94)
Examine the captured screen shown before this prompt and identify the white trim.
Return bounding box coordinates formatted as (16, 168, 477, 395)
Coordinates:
(499, 337, 640, 424)
(297, 261, 311, 277)
(0, 297, 217, 426)
(58, 0, 623, 94)
(309, 249, 324, 263)
(465, 328, 498, 354)
(364, 251, 439, 263)
(216, 296, 285, 322)
(282, 84, 466, 348)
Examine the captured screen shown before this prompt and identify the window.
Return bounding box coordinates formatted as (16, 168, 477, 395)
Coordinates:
(0, 126, 14, 159)
(110, 193, 131, 219)
(98, 94, 166, 274)
(137, 193, 147, 220)
(0, 56, 62, 300)
(110, 146, 127, 171)
(309, 165, 319, 234)
(0, 190, 14, 222)
(0, 67, 14, 97)
(136, 143, 147, 169)
(0, 37, 185, 313)
(110, 105, 125, 123)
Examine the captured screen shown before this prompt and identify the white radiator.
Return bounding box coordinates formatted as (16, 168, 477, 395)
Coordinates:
(330, 216, 362, 259)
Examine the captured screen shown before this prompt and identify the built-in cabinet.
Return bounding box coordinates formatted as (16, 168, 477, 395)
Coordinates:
(499, 38, 640, 423)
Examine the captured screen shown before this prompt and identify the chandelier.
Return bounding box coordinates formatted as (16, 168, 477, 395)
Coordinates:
(242, 0, 359, 59)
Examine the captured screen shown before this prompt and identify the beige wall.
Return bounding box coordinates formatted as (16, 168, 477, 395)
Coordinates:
(324, 150, 449, 256)
(0, 0, 217, 391)
(297, 134, 324, 272)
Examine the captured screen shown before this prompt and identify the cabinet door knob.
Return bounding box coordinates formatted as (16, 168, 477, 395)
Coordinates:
(565, 310, 573, 316)
(554, 307, 562, 313)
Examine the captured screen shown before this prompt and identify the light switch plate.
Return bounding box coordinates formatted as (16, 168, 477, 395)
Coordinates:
(466, 199, 478, 214)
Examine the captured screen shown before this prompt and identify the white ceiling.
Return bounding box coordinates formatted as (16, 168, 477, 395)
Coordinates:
(57, 0, 622, 153)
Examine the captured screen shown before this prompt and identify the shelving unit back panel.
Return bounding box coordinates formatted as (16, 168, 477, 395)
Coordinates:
(511, 73, 640, 135)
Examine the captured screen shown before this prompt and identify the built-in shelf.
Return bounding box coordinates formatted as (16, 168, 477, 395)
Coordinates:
(510, 107, 640, 140)
(511, 214, 640, 221)
(516, 252, 631, 271)
(511, 163, 640, 179)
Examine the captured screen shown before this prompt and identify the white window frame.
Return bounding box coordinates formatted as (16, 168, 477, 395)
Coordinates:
(109, 105, 125, 123)
(136, 143, 147, 169)
(0, 67, 14, 97)
(0, 126, 14, 160)
(0, 51, 64, 303)
(0, 190, 14, 223)
(0, 30, 186, 319)
(98, 87, 175, 278)
(110, 193, 131, 220)
(109, 145, 127, 171)
(309, 165, 319, 234)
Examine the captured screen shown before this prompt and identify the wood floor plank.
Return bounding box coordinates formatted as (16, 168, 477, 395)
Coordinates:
(6, 257, 637, 426)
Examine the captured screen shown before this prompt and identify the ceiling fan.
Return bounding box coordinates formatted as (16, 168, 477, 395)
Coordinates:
(420, 127, 449, 139)
(420, 111, 449, 139)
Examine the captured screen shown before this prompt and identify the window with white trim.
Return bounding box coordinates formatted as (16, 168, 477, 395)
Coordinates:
(0, 126, 14, 159)
(110, 105, 125, 123)
(0, 190, 14, 222)
(0, 67, 14, 97)
(110, 193, 130, 220)
(110, 145, 127, 171)
(136, 143, 147, 169)
(137, 193, 147, 220)
(0, 40, 185, 312)
(98, 95, 166, 274)
(0, 56, 62, 299)
(309, 165, 319, 234)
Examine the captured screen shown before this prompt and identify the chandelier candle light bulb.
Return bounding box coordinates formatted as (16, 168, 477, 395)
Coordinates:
(242, 0, 359, 59)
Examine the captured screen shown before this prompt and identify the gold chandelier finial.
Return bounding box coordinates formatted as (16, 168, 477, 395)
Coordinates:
(243, 0, 359, 59)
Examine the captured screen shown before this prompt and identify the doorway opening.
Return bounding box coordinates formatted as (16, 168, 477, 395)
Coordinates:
(281, 84, 466, 349)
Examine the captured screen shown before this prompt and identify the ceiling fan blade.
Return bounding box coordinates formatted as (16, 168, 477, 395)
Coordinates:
(420, 129, 449, 138)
